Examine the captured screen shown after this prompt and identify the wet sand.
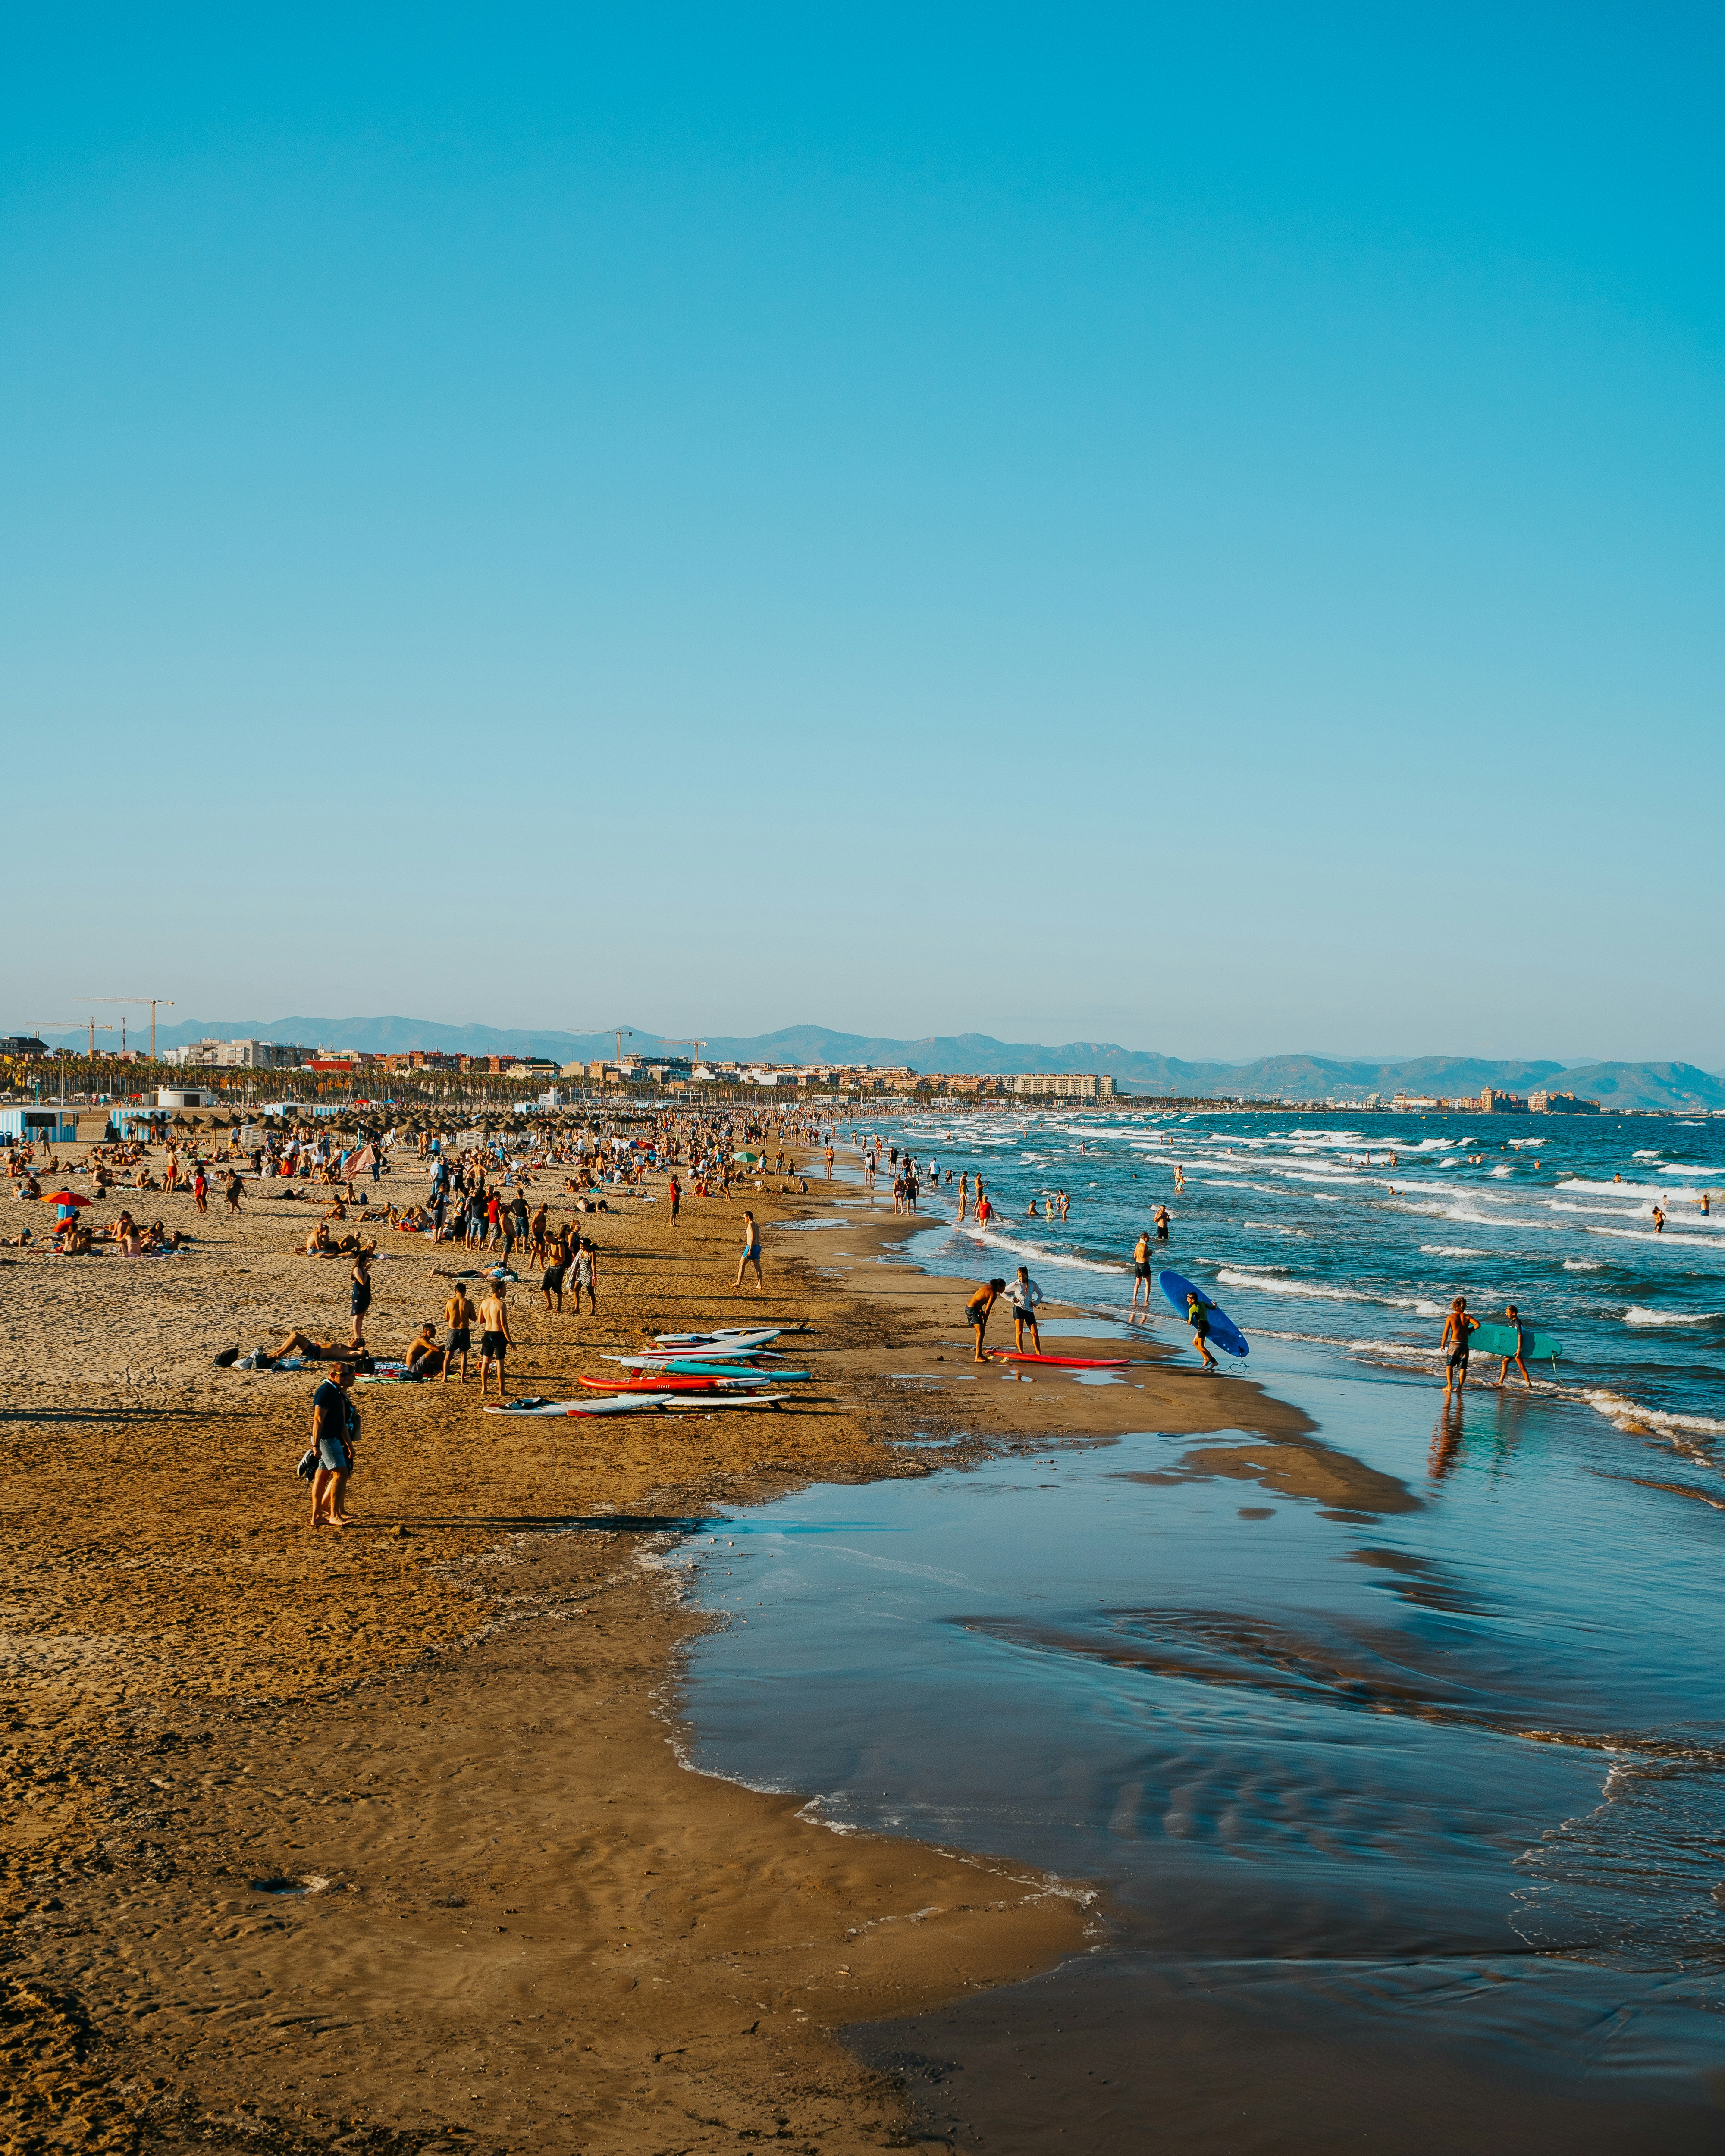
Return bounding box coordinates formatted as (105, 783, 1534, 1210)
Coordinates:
(0, 1144, 1302, 2153)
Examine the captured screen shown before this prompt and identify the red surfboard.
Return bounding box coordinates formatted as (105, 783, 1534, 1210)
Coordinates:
(985, 1352, 1131, 1368)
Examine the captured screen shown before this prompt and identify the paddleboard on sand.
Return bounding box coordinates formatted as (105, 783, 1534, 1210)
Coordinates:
(1466, 1321, 1562, 1362)
(1159, 1270, 1250, 1359)
(668, 1392, 786, 1410)
(618, 1357, 809, 1379)
(485, 1394, 676, 1416)
(652, 1327, 782, 1350)
(578, 1373, 774, 1393)
(985, 1352, 1130, 1369)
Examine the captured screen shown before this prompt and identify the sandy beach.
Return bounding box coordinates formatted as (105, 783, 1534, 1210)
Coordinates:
(0, 1131, 1307, 2154)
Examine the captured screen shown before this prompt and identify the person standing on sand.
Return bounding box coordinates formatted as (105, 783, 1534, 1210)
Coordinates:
(476, 1280, 511, 1398)
(1008, 1267, 1045, 1354)
(348, 1250, 373, 1349)
(1440, 1296, 1476, 1393)
(309, 1365, 357, 1529)
(442, 1286, 475, 1380)
(668, 1175, 681, 1225)
(1131, 1231, 1153, 1310)
(733, 1210, 764, 1292)
(1492, 1304, 1535, 1391)
(571, 1235, 597, 1314)
(224, 1171, 243, 1213)
(966, 1278, 1007, 1361)
(192, 1166, 208, 1215)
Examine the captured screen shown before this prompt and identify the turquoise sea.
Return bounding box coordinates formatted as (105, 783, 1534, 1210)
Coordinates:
(676, 1112, 1725, 2149)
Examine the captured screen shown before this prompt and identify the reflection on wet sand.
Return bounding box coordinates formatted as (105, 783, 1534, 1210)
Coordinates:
(1111, 1432, 1420, 1515)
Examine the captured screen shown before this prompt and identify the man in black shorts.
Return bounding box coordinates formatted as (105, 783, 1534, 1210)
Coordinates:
(1440, 1296, 1476, 1394)
(442, 1286, 474, 1382)
(966, 1278, 1007, 1362)
(476, 1279, 511, 1399)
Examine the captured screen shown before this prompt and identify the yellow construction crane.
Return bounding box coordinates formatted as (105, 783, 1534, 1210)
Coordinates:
(99, 997, 175, 1059)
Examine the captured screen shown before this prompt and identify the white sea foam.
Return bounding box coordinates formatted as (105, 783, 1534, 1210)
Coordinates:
(1624, 1307, 1720, 1326)
(1217, 1268, 1370, 1304)
(1578, 1391, 1725, 1440)
(951, 1223, 1125, 1275)
(1586, 1226, 1722, 1249)
(1563, 1260, 1604, 1270)
(1420, 1245, 1488, 1257)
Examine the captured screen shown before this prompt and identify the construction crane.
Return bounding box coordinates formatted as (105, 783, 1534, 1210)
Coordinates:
(100, 998, 175, 1059)
(570, 1027, 634, 1063)
(74, 1018, 116, 1055)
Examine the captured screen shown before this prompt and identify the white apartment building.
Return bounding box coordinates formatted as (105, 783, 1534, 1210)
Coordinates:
(1008, 1072, 1116, 1099)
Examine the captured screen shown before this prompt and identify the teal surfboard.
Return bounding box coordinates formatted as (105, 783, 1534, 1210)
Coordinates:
(1467, 1322, 1562, 1362)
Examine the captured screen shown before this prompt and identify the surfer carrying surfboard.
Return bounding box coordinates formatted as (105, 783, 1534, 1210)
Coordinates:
(1185, 1290, 1219, 1371)
(1492, 1305, 1535, 1391)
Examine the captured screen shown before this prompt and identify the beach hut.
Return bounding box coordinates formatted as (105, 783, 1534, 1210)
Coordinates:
(0, 1108, 79, 1145)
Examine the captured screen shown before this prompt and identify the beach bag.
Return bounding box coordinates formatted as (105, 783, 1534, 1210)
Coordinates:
(212, 1347, 239, 1369)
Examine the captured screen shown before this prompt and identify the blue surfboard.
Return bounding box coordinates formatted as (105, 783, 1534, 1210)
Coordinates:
(1159, 1269, 1249, 1359)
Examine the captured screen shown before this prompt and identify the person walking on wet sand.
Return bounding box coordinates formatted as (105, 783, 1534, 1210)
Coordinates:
(1492, 1304, 1535, 1391)
(309, 1364, 357, 1529)
(1131, 1231, 1153, 1310)
(967, 1277, 1007, 1361)
(733, 1210, 764, 1292)
(1185, 1289, 1219, 1371)
(1440, 1296, 1476, 1393)
(476, 1279, 511, 1398)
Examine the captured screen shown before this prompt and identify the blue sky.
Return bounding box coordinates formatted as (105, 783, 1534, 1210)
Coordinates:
(4, 6, 1719, 1062)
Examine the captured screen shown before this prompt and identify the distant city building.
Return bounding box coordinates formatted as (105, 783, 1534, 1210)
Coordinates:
(1529, 1090, 1600, 1114)
(163, 1037, 308, 1070)
(0, 1036, 50, 1059)
(1008, 1072, 1116, 1099)
(1476, 1087, 1529, 1113)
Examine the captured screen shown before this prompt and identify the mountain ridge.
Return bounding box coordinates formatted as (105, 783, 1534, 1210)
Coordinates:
(30, 1017, 1725, 1112)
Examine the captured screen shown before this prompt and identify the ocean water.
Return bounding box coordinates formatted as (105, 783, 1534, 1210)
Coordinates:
(876, 1106, 1725, 1457)
(672, 1113, 1725, 2146)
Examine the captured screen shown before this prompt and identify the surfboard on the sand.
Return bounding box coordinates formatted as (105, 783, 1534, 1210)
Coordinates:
(666, 1392, 787, 1410)
(486, 1394, 676, 1416)
(985, 1352, 1130, 1368)
(1466, 1321, 1562, 1362)
(653, 1326, 783, 1348)
(1158, 1270, 1250, 1359)
(578, 1373, 775, 1392)
(618, 1358, 809, 1379)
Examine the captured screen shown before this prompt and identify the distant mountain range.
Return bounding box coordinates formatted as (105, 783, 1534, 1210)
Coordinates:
(34, 1015, 1725, 1113)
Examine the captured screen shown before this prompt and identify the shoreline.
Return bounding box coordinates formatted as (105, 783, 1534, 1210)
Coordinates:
(2, 1134, 1317, 2153)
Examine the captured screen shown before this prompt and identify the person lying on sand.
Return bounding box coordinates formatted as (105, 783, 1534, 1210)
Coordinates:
(271, 1329, 352, 1363)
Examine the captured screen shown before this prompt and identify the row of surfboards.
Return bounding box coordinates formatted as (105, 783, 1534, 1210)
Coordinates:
(487, 1325, 801, 1416)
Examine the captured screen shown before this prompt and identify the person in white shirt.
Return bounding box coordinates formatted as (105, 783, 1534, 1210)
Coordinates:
(1009, 1266, 1044, 1354)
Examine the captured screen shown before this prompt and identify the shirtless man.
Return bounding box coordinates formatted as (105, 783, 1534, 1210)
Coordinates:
(476, 1280, 511, 1398)
(733, 1211, 764, 1293)
(441, 1285, 475, 1379)
(394, 1323, 442, 1377)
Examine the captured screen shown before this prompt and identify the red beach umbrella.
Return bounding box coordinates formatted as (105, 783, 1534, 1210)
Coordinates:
(42, 1190, 93, 1208)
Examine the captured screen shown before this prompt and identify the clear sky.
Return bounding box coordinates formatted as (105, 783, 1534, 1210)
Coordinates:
(4, 6, 1720, 1064)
